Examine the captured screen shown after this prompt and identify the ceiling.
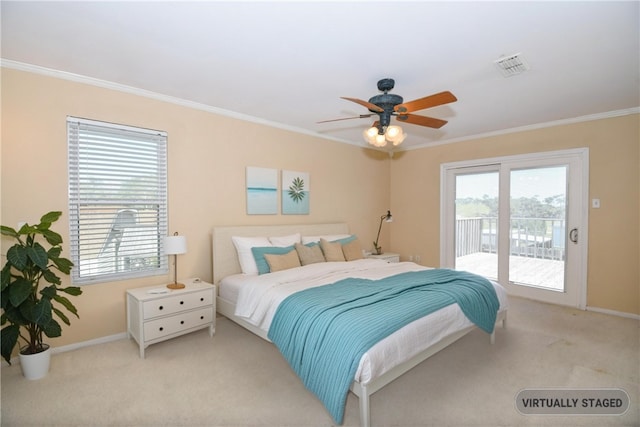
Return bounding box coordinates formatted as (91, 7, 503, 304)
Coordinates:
(2, 1, 639, 151)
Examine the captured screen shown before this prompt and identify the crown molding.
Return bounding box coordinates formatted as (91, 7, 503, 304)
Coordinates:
(3, 59, 637, 152)
(405, 106, 640, 151)
(0, 59, 355, 146)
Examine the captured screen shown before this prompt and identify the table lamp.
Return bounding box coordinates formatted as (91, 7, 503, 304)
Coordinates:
(164, 232, 187, 289)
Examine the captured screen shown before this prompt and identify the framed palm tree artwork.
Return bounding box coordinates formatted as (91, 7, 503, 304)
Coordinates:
(282, 170, 309, 215)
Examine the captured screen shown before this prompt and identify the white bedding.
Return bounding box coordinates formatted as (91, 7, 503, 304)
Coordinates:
(219, 259, 508, 385)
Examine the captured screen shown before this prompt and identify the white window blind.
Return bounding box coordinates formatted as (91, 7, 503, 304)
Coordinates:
(67, 117, 168, 284)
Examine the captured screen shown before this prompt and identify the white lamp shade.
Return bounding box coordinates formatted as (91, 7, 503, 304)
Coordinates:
(164, 235, 187, 255)
(386, 126, 406, 145)
(364, 127, 378, 139)
(391, 131, 407, 146)
(386, 125, 401, 139)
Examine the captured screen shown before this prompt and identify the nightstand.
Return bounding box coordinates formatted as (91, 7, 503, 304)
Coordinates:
(366, 252, 400, 263)
(126, 278, 215, 358)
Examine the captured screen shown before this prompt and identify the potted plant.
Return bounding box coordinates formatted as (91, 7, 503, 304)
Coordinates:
(1, 211, 82, 379)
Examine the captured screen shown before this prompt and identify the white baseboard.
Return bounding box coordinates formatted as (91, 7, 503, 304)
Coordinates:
(50, 332, 129, 354)
(586, 305, 640, 320)
(2, 332, 128, 367)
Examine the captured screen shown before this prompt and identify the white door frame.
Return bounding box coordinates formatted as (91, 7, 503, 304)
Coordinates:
(440, 148, 589, 309)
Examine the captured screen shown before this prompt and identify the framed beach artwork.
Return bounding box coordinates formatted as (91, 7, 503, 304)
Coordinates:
(282, 170, 310, 215)
(246, 167, 278, 215)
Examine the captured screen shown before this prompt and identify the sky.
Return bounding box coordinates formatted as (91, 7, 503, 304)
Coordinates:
(456, 166, 567, 200)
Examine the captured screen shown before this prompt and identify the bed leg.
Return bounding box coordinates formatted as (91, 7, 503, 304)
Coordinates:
(490, 312, 508, 344)
(359, 384, 370, 427)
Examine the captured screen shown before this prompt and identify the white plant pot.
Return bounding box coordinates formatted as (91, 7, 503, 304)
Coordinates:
(19, 344, 51, 380)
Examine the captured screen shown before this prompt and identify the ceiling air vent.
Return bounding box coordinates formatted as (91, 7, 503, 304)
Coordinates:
(494, 53, 530, 77)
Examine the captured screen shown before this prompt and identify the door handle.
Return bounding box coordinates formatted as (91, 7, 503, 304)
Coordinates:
(569, 228, 578, 244)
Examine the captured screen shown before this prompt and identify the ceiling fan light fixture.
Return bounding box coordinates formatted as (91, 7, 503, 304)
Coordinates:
(363, 125, 406, 147)
(326, 78, 457, 149)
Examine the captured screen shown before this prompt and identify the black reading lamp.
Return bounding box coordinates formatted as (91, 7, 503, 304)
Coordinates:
(373, 210, 393, 255)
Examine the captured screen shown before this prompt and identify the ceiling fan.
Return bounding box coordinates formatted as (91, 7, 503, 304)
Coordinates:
(319, 78, 457, 147)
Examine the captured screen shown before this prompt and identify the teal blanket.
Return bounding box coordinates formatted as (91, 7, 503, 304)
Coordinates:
(267, 269, 499, 425)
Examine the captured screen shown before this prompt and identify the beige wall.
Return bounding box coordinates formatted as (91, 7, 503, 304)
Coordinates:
(0, 68, 391, 347)
(390, 114, 640, 316)
(1, 67, 638, 354)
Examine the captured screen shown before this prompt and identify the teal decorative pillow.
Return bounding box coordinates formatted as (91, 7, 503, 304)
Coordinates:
(301, 234, 351, 245)
(334, 235, 357, 245)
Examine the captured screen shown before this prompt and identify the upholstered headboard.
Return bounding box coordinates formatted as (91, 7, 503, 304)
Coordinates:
(211, 223, 349, 284)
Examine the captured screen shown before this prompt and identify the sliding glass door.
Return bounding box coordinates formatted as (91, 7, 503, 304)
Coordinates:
(442, 149, 588, 308)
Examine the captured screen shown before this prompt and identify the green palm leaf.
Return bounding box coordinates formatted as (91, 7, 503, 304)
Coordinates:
(288, 177, 306, 203)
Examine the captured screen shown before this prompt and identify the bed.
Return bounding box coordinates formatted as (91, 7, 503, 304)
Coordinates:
(212, 223, 508, 427)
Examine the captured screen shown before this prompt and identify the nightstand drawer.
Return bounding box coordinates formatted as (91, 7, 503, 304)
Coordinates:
(142, 289, 213, 319)
(143, 307, 214, 341)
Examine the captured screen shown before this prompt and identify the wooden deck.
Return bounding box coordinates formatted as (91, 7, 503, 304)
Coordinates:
(455, 252, 565, 291)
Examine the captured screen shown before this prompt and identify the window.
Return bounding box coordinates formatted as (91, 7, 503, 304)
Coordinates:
(67, 117, 168, 285)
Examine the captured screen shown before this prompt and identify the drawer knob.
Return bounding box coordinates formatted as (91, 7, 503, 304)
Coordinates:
(200, 316, 204, 320)
(180, 301, 184, 305)
(159, 306, 164, 310)
(200, 297, 204, 302)
(159, 327, 164, 331)
(180, 320, 184, 325)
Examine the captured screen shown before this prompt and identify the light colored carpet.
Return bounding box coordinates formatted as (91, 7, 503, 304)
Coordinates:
(1, 297, 638, 426)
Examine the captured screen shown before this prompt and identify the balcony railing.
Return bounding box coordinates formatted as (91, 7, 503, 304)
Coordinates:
(456, 217, 566, 261)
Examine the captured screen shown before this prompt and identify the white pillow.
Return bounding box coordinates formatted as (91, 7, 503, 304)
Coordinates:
(301, 234, 351, 245)
(268, 233, 301, 247)
(232, 236, 272, 275)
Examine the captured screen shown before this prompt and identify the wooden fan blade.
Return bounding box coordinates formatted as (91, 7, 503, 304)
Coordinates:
(317, 114, 374, 124)
(395, 113, 448, 129)
(394, 91, 457, 114)
(341, 97, 384, 113)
